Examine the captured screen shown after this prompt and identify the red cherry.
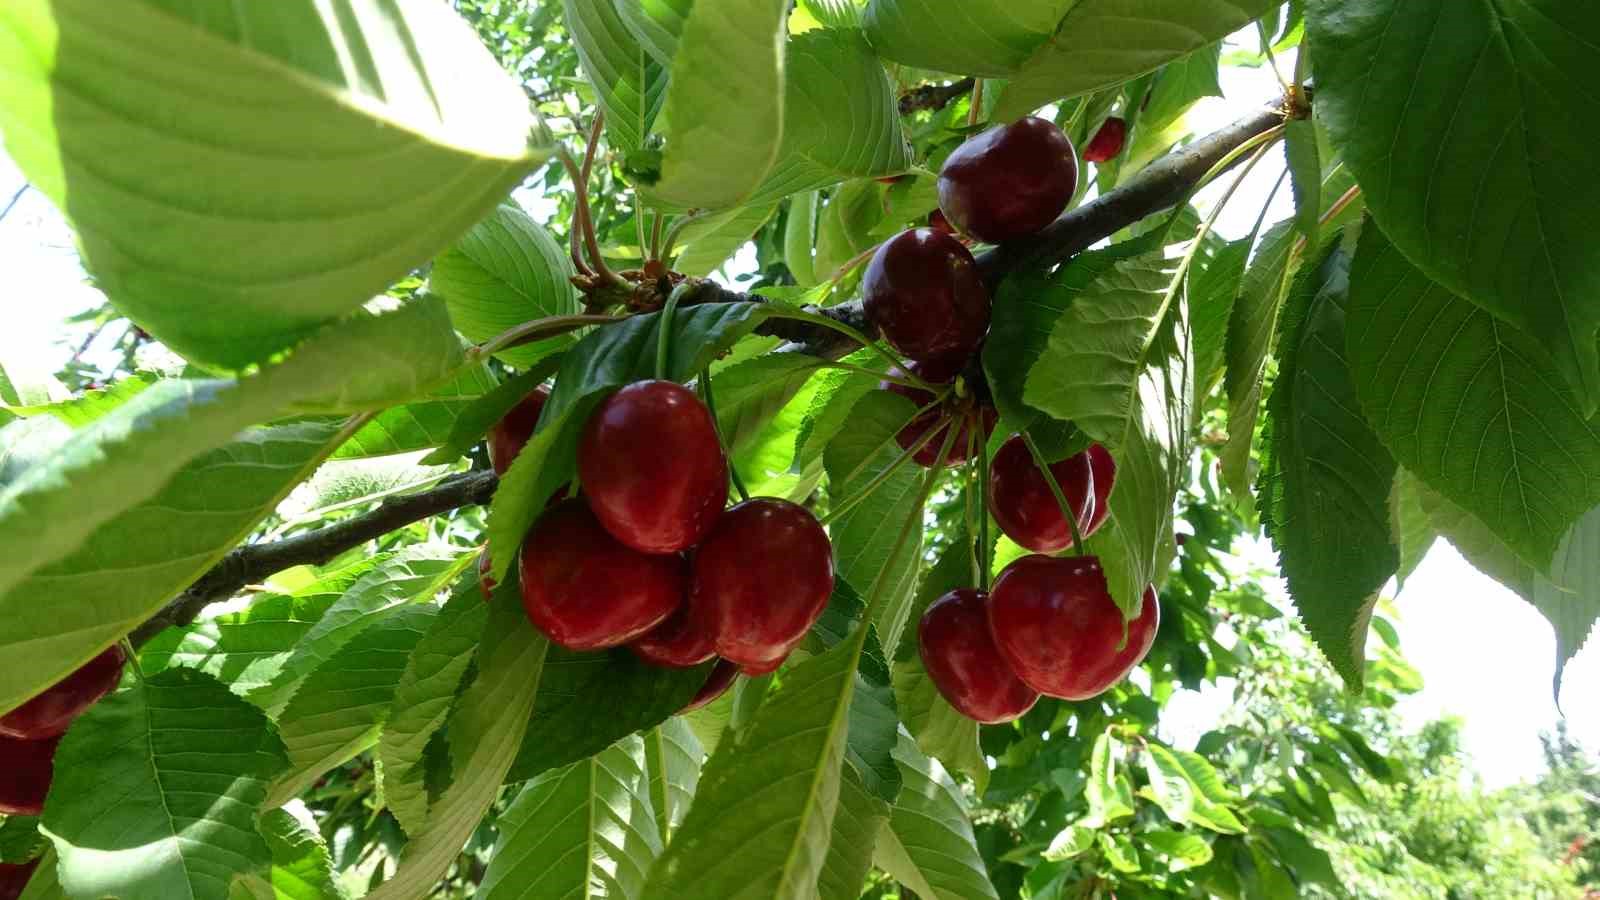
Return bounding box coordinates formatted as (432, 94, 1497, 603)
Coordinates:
(630, 592, 717, 668)
(487, 386, 550, 476)
(881, 364, 996, 468)
(680, 659, 739, 713)
(692, 499, 835, 674)
(987, 555, 1158, 700)
(1086, 443, 1116, 534)
(863, 228, 990, 366)
(918, 589, 1039, 724)
(987, 436, 1096, 553)
(519, 500, 683, 651)
(938, 117, 1078, 243)
(478, 551, 497, 598)
(0, 733, 59, 816)
(579, 380, 729, 554)
(1082, 116, 1128, 163)
(0, 645, 124, 740)
(0, 860, 39, 900)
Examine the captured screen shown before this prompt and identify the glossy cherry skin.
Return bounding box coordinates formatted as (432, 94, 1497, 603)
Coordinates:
(680, 659, 739, 713)
(579, 380, 728, 554)
(1086, 443, 1116, 534)
(487, 386, 550, 476)
(692, 499, 835, 675)
(0, 733, 59, 816)
(919, 589, 1039, 724)
(630, 591, 717, 668)
(987, 436, 1097, 553)
(987, 555, 1158, 700)
(862, 228, 991, 366)
(0, 645, 124, 740)
(882, 364, 997, 468)
(0, 860, 39, 900)
(1082, 116, 1127, 163)
(938, 117, 1078, 243)
(519, 500, 683, 651)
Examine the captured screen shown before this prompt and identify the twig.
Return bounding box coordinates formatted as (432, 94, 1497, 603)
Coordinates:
(0, 184, 27, 226)
(899, 78, 977, 115)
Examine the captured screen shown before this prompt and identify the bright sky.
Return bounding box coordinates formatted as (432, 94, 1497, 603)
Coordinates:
(1, 29, 1593, 789)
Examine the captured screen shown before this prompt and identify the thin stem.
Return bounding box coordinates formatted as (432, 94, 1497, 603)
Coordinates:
(699, 366, 750, 502)
(660, 212, 704, 267)
(656, 282, 691, 380)
(1153, 122, 1285, 244)
(1292, 182, 1364, 259)
(569, 202, 594, 277)
(1257, 21, 1293, 97)
(825, 242, 880, 284)
(636, 207, 650, 262)
(862, 425, 958, 622)
(1021, 431, 1086, 558)
(649, 211, 666, 263)
(817, 360, 924, 390)
(968, 78, 984, 127)
(821, 422, 942, 526)
(964, 429, 982, 587)
(763, 308, 925, 388)
(560, 113, 625, 288)
(976, 421, 991, 590)
(120, 637, 145, 683)
(475, 313, 622, 359)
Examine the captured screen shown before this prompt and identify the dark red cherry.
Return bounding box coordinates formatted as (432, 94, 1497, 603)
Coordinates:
(487, 386, 550, 476)
(881, 364, 997, 468)
(680, 659, 739, 713)
(862, 228, 990, 366)
(0, 860, 39, 900)
(579, 380, 728, 554)
(0, 733, 59, 816)
(938, 117, 1078, 243)
(478, 551, 497, 598)
(692, 499, 835, 675)
(987, 555, 1158, 700)
(630, 592, 717, 668)
(1082, 116, 1127, 163)
(519, 500, 683, 651)
(987, 436, 1096, 553)
(919, 589, 1039, 724)
(1086, 443, 1116, 534)
(0, 645, 124, 740)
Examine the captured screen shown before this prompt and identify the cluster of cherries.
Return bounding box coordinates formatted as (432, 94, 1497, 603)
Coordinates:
(863, 115, 1158, 725)
(484, 380, 835, 711)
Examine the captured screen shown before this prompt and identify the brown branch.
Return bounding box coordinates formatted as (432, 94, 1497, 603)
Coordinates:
(899, 78, 976, 115)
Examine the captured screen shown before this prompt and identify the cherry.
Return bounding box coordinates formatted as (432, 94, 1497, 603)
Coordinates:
(1086, 443, 1116, 534)
(0, 860, 39, 900)
(680, 659, 739, 713)
(630, 591, 717, 668)
(487, 386, 549, 476)
(927, 208, 957, 237)
(987, 555, 1158, 700)
(987, 436, 1097, 553)
(579, 380, 728, 554)
(862, 228, 990, 366)
(1082, 116, 1127, 163)
(0, 645, 124, 740)
(692, 499, 835, 675)
(0, 733, 59, 816)
(881, 363, 997, 468)
(918, 589, 1039, 724)
(937, 117, 1078, 243)
(519, 500, 683, 651)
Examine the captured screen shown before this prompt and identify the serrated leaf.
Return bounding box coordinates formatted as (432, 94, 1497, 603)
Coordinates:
(431, 203, 582, 368)
(785, 192, 820, 287)
(1084, 731, 1134, 827)
(332, 363, 500, 460)
(1344, 222, 1600, 572)
(419, 357, 562, 467)
(795, 365, 881, 468)
(993, 0, 1279, 120)
(0, 0, 544, 368)
(862, 0, 1074, 77)
(643, 718, 703, 842)
(1283, 120, 1320, 243)
(871, 732, 999, 900)
(233, 809, 349, 900)
(1256, 240, 1396, 688)
(1140, 830, 1212, 870)
(1220, 220, 1295, 501)
(1188, 231, 1254, 401)
(566, 0, 667, 153)
(612, 0, 691, 66)
(1305, 0, 1600, 408)
(1141, 743, 1245, 834)
(674, 204, 780, 277)
(817, 766, 890, 900)
(278, 455, 455, 523)
(41, 669, 286, 900)
(479, 734, 663, 900)
(1141, 43, 1224, 134)
(710, 354, 830, 457)
(1390, 469, 1437, 590)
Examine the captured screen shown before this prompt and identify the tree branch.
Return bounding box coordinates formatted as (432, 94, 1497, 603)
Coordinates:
(898, 78, 976, 115)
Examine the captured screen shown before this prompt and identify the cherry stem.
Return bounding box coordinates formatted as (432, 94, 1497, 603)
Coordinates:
(648, 211, 665, 263)
(698, 365, 750, 502)
(820, 420, 942, 526)
(475, 313, 623, 359)
(659, 211, 704, 267)
(656, 282, 691, 380)
(964, 428, 982, 587)
(635, 208, 650, 264)
(1021, 431, 1087, 558)
(120, 637, 146, 684)
(968, 78, 984, 127)
(976, 419, 991, 590)
(862, 424, 958, 624)
(763, 308, 930, 390)
(817, 360, 924, 390)
(1151, 121, 1284, 245)
(559, 112, 626, 289)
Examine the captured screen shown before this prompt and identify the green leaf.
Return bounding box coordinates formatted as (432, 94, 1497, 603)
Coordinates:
(14, 848, 58, 900)
(799, 0, 868, 29)
(430, 204, 582, 368)
(487, 302, 774, 582)
(1257, 240, 1397, 688)
(813, 180, 884, 278)
(1024, 251, 1194, 615)
(643, 718, 704, 842)
(1220, 220, 1296, 502)
(1042, 825, 1097, 862)
(1305, 0, 1600, 408)
(234, 809, 350, 900)
(710, 354, 829, 457)
(612, 0, 691, 66)
(642, 639, 859, 900)
(1344, 222, 1600, 571)
(796, 366, 882, 468)
(331, 362, 499, 460)
(41, 669, 286, 900)
(0, 417, 71, 489)
(1141, 42, 1224, 133)
(1189, 231, 1254, 401)
(646, 0, 787, 208)
(566, 0, 667, 153)
(378, 585, 488, 837)
(1141, 744, 1245, 834)
(1390, 469, 1437, 590)
(818, 766, 890, 900)
(785, 192, 820, 287)
(0, 419, 348, 718)
(1140, 830, 1213, 871)
(419, 358, 562, 467)
(994, 0, 1279, 120)
(862, 0, 1074, 77)
(479, 734, 663, 900)
(871, 732, 999, 900)
(674, 204, 780, 277)
(364, 592, 549, 900)
(1283, 120, 1320, 244)
(266, 603, 438, 808)
(825, 390, 926, 657)
(1084, 730, 1134, 827)
(0, 0, 544, 368)
(0, 816, 43, 864)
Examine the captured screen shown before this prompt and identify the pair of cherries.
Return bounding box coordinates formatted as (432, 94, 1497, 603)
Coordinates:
(0, 644, 126, 817)
(487, 379, 835, 705)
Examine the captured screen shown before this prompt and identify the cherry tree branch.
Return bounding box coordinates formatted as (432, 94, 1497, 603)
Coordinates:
(898, 78, 976, 115)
